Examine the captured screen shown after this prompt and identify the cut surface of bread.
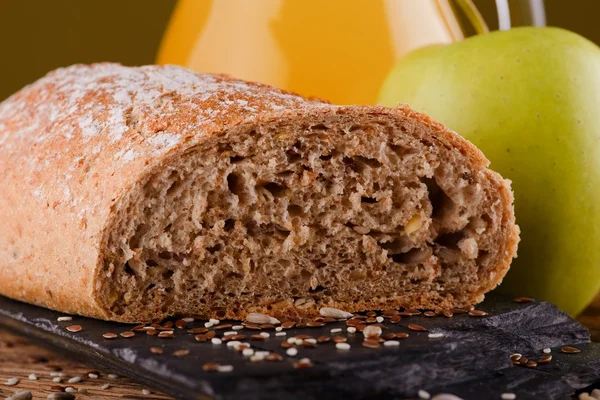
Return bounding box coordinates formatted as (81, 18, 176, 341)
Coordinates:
(0, 64, 519, 322)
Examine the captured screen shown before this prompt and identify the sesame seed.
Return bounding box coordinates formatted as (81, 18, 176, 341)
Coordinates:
(428, 333, 444, 338)
(88, 373, 99, 379)
(108, 374, 119, 379)
(275, 326, 283, 332)
(226, 340, 241, 348)
(319, 307, 354, 319)
(57, 317, 72, 322)
(66, 325, 82, 333)
(501, 394, 516, 400)
(245, 312, 280, 325)
(211, 338, 222, 345)
(543, 348, 551, 354)
(260, 332, 270, 338)
(384, 340, 400, 347)
(276, 332, 287, 337)
(120, 331, 135, 338)
(223, 331, 236, 336)
(336, 342, 351, 350)
(52, 377, 62, 383)
(242, 348, 254, 357)
(561, 346, 581, 354)
(209, 318, 220, 325)
(430, 394, 464, 400)
(28, 374, 37, 380)
(65, 388, 76, 393)
(67, 376, 81, 384)
(182, 317, 194, 323)
(347, 327, 357, 333)
(50, 372, 64, 377)
(304, 338, 317, 345)
(5, 377, 19, 386)
(286, 347, 298, 357)
(418, 390, 431, 399)
(376, 316, 384, 323)
(204, 322, 214, 328)
(408, 324, 428, 332)
(232, 325, 244, 330)
(142, 389, 151, 395)
(250, 353, 264, 362)
(468, 310, 488, 317)
(100, 383, 110, 390)
(330, 328, 342, 333)
(218, 365, 234, 372)
(6, 391, 33, 400)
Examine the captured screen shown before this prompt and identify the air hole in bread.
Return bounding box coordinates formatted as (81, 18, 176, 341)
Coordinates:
(262, 182, 288, 198)
(288, 204, 303, 217)
(226, 172, 244, 196)
(361, 196, 378, 204)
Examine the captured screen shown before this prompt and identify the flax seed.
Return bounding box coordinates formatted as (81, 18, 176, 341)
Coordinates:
(265, 353, 284, 361)
(195, 334, 207, 342)
(362, 339, 381, 348)
(525, 360, 537, 368)
(395, 332, 409, 339)
(132, 324, 146, 332)
(390, 315, 402, 323)
(442, 310, 454, 318)
(468, 310, 488, 317)
(317, 336, 331, 343)
(295, 322, 307, 329)
(538, 355, 552, 363)
(333, 336, 347, 343)
(188, 327, 208, 334)
(202, 362, 220, 372)
(408, 324, 428, 332)
(66, 325, 82, 333)
(561, 346, 580, 354)
(306, 321, 325, 327)
(206, 330, 216, 339)
(175, 319, 187, 329)
(120, 331, 135, 338)
(150, 347, 163, 354)
(281, 321, 296, 329)
(158, 331, 173, 338)
(173, 349, 190, 357)
(365, 317, 377, 324)
(294, 358, 313, 368)
(102, 332, 117, 339)
(424, 311, 436, 317)
(513, 297, 535, 303)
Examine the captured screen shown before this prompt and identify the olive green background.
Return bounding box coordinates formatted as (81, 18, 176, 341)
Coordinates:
(0, 0, 598, 101)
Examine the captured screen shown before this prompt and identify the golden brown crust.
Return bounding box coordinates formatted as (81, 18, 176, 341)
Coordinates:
(0, 64, 518, 321)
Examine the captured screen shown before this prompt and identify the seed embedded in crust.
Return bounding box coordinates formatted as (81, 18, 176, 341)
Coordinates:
(513, 296, 535, 303)
(561, 346, 581, 354)
(66, 325, 82, 333)
(120, 331, 135, 338)
(408, 324, 428, 332)
(202, 362, 220, 372)
(245, 312, 280, 325)
(102, 333, 117, 339)
(538, 355, 552, 364)
(173, 349, 190, 357)
(150, 347, 163, 354)
(468, 310, 488, 317)
(319, 307, 354, 319)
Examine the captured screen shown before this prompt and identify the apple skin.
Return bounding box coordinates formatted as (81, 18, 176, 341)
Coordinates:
(378, 27, 600, 316)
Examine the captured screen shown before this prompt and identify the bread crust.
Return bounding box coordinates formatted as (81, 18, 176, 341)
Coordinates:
(0, 64, 518, 321)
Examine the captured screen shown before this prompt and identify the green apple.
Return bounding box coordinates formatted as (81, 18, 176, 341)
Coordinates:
(378, 27, 600, 316)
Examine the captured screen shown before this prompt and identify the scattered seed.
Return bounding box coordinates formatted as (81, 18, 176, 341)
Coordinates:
(102, 332, 117, 339)
(362, 339, 381, 349)
(525, 360, 537, 368)
(424, 311, 436, 317)
(500, 393, 516, 400)
(430, 394, 463, 400)
(206, 330, 216, 339)
(451, 308, 468, 314)
(294, 358, 313, 369)
(232, 325, 244, 331)
(204, 322, 214, 328)
(468, 310, 488, 317)
(347, 327, 357, 334)
(390, 315, 402, 323)
(65, 388, 76, 393)
(215, 324, 233, 330)
(442, 310, 454, 318)
(363, 325, 383, 338)
(250, 353, 265, 362)
(5, 377, 19, 386)
(281, 321, 296, 329)
(251, 334, 265, 341)
(510, 354, 522, 362)
(77, 389, 87, 394)
(396, 332, 410, 339)
(317, 336, 331, 343)
(211, 338, 222, 345)
(286, 347, 298, 357)
(57, 317, 72, 322)
(538, 355, 552, 364)
(418, 389, 431, 399)
(202, 362, 220, 372)
(246, 313, 280, 325)
(120, 331, 135, 338)
(218, 364, 234, 372)
(88, 373, 99, 379)
(336, 342, 351, 350)
(132, 324, 146, 332)
(319, 307, 354, 319)
(175, 319, 187, 329)
(408, 324, 428, 332)
(333, 336, 347, 343)
(173, 349, 190, 357)
(158, 331, 174, 338)
(67, 376, 81, 384)
(28, 374, 37, 381)
(281, 341, 293, 348)
(188, 327, 208, 334)
(355, 323, 367, 332)
(384, 340, 400, 347)
(100, 383, 111, 390)
(260, 332, 270, 338)
(306, 321, 325, 327)
(146, 329, 158, 336)
(150, 346, 164, 355)
(66, 325, 82, 333)
(260, 323, 276, 330)
(543, 348, 551, 354)
(242, 348, 255, 357)
(195, 334, 207, 342)
(265, 353, 284, 361)
(275, 332, 287, 337)
(400, 309, 421, 316)
(428, 332, 444, 339)
(561, 346, 581, 354)
(182, 317, 194, 323)
(50, 372, 64, 377)
(6, 391, 33, 400)
(142, 389, 152, 395)
(513, 297, 534, 303)
(108, 374, 119, 379)
(302, 340, 317, 348)
(52, 377, 62, 383)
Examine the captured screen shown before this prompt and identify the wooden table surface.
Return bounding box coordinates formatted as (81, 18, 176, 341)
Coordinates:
(1, 295, 600, 400)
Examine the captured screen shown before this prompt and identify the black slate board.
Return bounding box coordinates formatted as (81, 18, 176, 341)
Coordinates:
(1, 294, 599, 400)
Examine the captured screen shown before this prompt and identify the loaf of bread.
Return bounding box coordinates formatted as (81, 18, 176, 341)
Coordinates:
(0, 64, 519, 323)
